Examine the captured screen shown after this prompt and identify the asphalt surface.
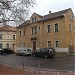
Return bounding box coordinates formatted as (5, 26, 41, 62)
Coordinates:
(0, 54, 75, 71)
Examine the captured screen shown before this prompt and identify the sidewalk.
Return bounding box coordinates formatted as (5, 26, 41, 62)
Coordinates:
(0, 65, 74, 75)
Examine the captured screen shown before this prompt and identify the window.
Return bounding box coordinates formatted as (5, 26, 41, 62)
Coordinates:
(54, 23, 59, 32)
(23, 30, 25, 36)
(70, 14, 74, 20)
(55, 41, 59, 48)
(47, 25, 50, 32)
(32, 27, 37, 35)
(23, 42, 25, 47)
(20, 43, 21, 47)
(69, 24, 72, 32)
(6, 43, 9, 48)
(48, 41, 51, 48)
(74, 27, 75, 33)
(0, 43, 2, 48)
(0, 34, 2, 39)
(32, 17, 36, 22)
(39, 26, 40, 30)
(70, 40, 72, 46)
(20, 31, 21, 37)
(13, 35, 15, 39)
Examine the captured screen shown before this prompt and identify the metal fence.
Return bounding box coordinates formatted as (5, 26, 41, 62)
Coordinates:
(0, 58, 74, 75)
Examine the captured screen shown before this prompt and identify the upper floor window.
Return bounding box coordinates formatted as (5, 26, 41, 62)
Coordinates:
(69, 24, 72, 32)
(0, 34, 2, 39)
(54, 23, 59, 32)
(20, 31, 21, 37)
(47, 25, 50, 32)
(70, 14, 74, 20)
(13, 35, 15, 40)
(74, 27, 75, 33)
(32, 17, 36, 22)
(55, 41, 59, 48)
(23, 30, 25, 36)
(31, 26, 37, 35)
(39, 26, 40, 30)
(48, 41, 51, 48)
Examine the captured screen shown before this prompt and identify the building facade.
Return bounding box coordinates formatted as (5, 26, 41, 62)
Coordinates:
(17, 8, 75, 54)
(0, 25, 17, 51)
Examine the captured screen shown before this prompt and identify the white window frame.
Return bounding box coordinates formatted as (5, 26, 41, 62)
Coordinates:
(54, 23, 59, 32)
(69, 23, 72, 32)
(54, 40, 60, 48)
(70, 40, 72, 46)
(47, 24, 51, 32)
(31, 26, 37, 35)
(47, 40, 51, 48)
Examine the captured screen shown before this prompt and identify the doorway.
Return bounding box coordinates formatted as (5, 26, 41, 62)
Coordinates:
(33, 41, 36, 51)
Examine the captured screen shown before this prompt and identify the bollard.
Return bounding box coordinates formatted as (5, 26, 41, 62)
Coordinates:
(22, 61, 24, 69)
(12, 60, 13, 67)
(38, 61, 40, 73)
(1, 59, 3, 65)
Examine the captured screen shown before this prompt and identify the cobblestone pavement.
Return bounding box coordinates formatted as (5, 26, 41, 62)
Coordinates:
(0, 65, 74, 75)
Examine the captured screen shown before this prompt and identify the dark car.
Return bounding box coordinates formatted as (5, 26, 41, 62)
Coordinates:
(0, 48, 14, 55)
(32, 48, 55, 58)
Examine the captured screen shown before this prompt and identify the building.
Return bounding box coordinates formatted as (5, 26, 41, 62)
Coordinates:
(0, 25, 17, 51)
(17, 8, 75, 54)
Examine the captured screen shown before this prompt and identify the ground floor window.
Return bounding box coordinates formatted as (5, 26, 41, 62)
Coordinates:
(6, 43, 9, 48)
(0, 43, 2, 48)
(55, 41, 59, 48)
(48, 41, 51, 48)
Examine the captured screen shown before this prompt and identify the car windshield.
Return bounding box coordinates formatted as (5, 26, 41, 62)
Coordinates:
(27, 49, 31, 51)
(16, 50, 21, 51)
(49, 49, 53, 51)
(36, 49, 40, 52)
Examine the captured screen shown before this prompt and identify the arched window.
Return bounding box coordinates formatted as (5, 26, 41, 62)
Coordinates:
(6, 43, 9, 48)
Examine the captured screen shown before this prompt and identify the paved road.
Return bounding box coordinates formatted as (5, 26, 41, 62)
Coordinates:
(0, 54, 75, 71)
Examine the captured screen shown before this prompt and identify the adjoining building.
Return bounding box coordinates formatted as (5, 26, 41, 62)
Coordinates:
(0, 25, 17, 51)
(17, 8, 75, 54)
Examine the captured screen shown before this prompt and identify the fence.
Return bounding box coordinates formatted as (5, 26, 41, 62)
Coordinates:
(0, 58, 74, 75)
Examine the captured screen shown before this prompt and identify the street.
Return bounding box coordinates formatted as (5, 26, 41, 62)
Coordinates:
(0, 54, 75, 71)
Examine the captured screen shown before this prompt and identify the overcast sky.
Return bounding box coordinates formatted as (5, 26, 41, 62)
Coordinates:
(30, 0, 74, 16)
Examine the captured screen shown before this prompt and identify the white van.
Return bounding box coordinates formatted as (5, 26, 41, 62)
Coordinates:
(15, 47, 32, 56)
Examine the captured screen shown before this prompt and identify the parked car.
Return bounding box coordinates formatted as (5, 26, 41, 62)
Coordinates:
(0, 48, 3, 54)
(15, 47, 32, 56)
(32, 48, 55, 58)
(0, 48, 14, 55)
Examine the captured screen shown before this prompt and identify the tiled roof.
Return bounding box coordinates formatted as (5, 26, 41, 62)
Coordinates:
(17, 8, 71, 28)
(43, 8, 71, 20)
(0, 25, 17, 32)
(17, 20, 30, 28)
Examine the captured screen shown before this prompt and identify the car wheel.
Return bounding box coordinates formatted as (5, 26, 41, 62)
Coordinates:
(22, 53, 25, 56)
(45, 55, 47, 58)
(33, 54, 36, 57)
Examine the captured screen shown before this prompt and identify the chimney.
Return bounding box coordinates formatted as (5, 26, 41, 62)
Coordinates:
(49, 11, 51, 14)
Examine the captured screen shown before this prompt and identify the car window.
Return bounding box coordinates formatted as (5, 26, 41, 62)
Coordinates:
(36, 49, 40, 52)
(27, 49, 31, 51)
(23, 50, 26, 51)
(41, 48, 45, 52)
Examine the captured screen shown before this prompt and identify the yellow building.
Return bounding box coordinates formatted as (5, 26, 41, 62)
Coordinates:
(17, 8, 75, 54)
(0, 25, 17, 51)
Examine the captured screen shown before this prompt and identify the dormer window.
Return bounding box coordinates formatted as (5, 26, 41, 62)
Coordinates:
(32, 17, 36, 22)
(70, 14, 74, 20)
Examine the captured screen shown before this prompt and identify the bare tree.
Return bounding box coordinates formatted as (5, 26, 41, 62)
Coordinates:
(0, 0, 36, 26)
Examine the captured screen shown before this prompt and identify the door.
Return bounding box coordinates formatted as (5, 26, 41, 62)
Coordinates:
(33, 41, 36, 51)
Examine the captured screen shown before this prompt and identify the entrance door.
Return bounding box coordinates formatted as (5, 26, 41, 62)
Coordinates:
(33, 41, 36, 51)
